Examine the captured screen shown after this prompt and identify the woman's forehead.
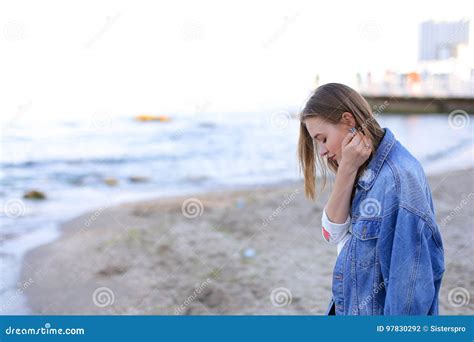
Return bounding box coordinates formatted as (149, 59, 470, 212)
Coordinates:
(305, 116, 330, 130)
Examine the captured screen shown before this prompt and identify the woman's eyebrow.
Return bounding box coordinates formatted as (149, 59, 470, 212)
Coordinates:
(313, 133, 322, 140)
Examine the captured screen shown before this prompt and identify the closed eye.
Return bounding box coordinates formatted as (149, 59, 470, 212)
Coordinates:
(313, 133, 326, 144)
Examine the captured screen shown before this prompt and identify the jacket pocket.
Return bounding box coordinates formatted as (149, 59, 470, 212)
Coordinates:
(351, 219, 381, 268)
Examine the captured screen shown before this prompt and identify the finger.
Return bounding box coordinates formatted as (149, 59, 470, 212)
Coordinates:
(359, 136, 373, 152)
(362, 136, 372, 149)
(348, 132, 362, 146)
(341, 131, 357, 146)
(356, 141, 367, 154)
(359, 138, 372, 155)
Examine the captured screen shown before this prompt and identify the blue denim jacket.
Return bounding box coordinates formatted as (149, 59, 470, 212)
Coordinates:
(325, 127, 445, 315)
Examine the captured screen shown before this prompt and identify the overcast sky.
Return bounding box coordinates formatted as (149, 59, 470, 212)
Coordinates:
(1, 0, 472, 122)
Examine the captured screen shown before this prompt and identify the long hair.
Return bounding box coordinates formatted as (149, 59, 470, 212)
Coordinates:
(298, 83, 385, 200)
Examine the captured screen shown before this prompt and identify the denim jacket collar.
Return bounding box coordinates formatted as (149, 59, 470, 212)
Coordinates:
(357, 127, 396, 191)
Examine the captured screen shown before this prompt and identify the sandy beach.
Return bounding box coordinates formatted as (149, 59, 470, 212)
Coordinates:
(18, 167, 474, 315)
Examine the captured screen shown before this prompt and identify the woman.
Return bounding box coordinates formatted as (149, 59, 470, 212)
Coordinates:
(298, 83, 445, 315)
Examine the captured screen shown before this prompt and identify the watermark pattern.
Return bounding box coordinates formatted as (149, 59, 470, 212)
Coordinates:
(261, 189, 300, 228)
(447, 287, 470, 308)
(3, 21, 26, 42)
(372, 100, 390, 117)
(3, 198, 26, 218)
(182, 20, 206, 42)
(448, 109, 470, 130)
(83, 202, 111, 229)
(5, 322, 85, 335)
(181, 198, 204, 218)
(3, 100, 33, 128)
(263, 12, 300, 49)
(354, 281, 385, 314)
(0, 278, 34, 314)
(84, 12, 121, 48)
(359, 20, 382, 42)
(359, 169, 374, 183)
(354, 100, 390, 136)
(439, 192, 474, 227)
(359, 197, 381, 218)
(90, 114, 115, 130)
(270, 287, 292, 307)
(174, 278, 212, 314)
(269, 110, 292, 129)
(194, 100, 212, 115)
(92, 287, 115, 308)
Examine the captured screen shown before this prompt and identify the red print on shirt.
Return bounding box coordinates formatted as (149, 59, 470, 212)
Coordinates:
(322, 226, 331, 242)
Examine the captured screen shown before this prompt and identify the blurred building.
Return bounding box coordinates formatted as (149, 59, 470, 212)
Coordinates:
(419, 20, 470, 61)
(418, 19, 473, 93)
(359, 19, 474, 98)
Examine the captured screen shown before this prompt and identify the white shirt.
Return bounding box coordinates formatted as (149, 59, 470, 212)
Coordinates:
(321, 207, 352, 255)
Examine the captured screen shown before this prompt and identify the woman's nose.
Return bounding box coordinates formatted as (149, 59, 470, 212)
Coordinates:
(319, 146, 328, 156)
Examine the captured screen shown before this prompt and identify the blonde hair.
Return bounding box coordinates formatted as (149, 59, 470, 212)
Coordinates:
(298, 83, 384, 200)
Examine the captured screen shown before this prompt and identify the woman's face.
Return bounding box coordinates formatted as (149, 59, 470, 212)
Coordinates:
(304, 116, 352, 164)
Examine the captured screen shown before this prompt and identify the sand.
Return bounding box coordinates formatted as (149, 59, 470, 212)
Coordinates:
(17, 167, 474, 315)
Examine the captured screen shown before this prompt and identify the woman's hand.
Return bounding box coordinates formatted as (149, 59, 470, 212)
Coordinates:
(338, 130, 372, 174)
(325, 129, 373, 224)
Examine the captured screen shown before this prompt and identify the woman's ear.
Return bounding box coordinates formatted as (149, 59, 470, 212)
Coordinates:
(341, 112, 356, 128)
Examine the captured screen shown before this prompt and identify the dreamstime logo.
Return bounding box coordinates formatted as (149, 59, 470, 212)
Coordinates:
(263, 12, 300, 49)
(359, 198, 381, 217)
(3, 198, 26, 218)
(174, 278, 212, 315)
(4, 100, 33, 127)
(91, 114, 114, 129)
(447, 287, 470, 308)
(439, 192, 474, 227)
(270, 110, 292, 129)
(3, 21, 26, 42)
(84, 12, 121, 48)
(181, 198, 204, 218)
(182, 20, 206, 42)
(372, 101, 390, 117)
(261, 188, 300, 228)
(92, 287, 115, 307)
(359, 20, 381, 42)
(359, 169, 374, 183)
(270, 287, 292, 307)
(194, 100, 212, 115)
(355, 281, 385, 314)
(448, 110, 470, 130)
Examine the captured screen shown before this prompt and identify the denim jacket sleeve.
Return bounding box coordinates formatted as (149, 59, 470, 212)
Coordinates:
(381, 207, 445, 315)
